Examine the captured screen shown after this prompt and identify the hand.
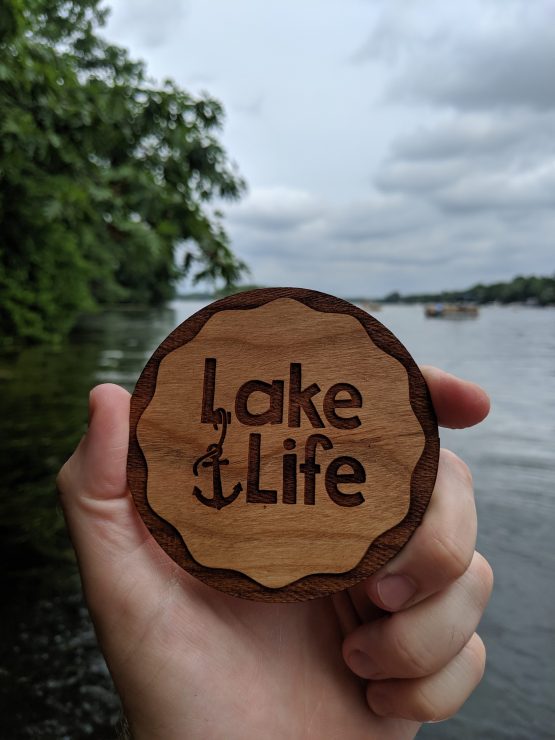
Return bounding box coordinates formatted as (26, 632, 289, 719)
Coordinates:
(57, 367, 492, 740)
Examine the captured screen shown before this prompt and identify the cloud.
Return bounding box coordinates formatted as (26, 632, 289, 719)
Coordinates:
(376, 157, 466, 195)
(350, 0, 448, 66)
(230, 187, 326, 233)
(354, 1, 555, 112)
(389, 114, 546, 162)
(433, 163, 555, 214)
(391, 26, 555, 112)
(224, 182, 549, 297)
(374, 108, 555, 219)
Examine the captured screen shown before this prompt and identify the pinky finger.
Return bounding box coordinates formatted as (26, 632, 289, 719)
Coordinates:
(367, 634, 486, 723)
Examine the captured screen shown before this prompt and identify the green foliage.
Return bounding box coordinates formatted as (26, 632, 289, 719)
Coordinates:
(0, 0, 247, 342)
(383, 274, 555, 306)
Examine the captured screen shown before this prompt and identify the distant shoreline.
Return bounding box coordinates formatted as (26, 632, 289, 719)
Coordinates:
(175, 273, 555, 308)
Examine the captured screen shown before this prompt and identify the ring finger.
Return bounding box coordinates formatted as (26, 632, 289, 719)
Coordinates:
(344, 552, 493, 680)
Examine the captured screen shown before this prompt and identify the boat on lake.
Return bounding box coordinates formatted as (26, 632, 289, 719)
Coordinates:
(425, 303, 479, 319)
(359, 300, 382, 312)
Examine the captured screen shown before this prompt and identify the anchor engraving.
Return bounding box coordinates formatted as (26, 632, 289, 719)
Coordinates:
(192, 407, 243, 510)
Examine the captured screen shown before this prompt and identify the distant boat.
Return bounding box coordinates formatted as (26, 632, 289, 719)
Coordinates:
(425, 303, 479, 319)
(359, 300, 382, 312)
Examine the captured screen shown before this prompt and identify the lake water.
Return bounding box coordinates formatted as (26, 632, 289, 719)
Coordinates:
(1, 301, 554, 739)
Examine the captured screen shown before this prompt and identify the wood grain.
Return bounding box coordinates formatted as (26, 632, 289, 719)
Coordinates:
(127, 288, 440, 602)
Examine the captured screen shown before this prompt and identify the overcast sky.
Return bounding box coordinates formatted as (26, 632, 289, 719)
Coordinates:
(104, 0, 554, 296)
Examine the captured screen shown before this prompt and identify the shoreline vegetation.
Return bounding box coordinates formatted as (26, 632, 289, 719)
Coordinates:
(1, 0, 247, 345)
(176, 274, 555, 308)
(380, 273, 555, 307)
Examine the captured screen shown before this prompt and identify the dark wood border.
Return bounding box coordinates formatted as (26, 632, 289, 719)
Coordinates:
(127, 288, 440, 602)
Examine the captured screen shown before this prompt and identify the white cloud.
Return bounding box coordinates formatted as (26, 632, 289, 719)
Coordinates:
(230, 187, 326, 233)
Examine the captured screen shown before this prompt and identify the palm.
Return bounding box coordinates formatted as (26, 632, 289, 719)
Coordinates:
(97, 547, 417, 740)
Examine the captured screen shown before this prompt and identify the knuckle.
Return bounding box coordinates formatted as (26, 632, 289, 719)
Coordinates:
(56, 462, 71, 497)
(389, 616, 432, 676)
(428, 526, 473, 582)
(410, 685, 447, 723)
(467, 553, 494, 609)
(400, 635, 488, 724)
(442, 448, 474, 487)
(448, 625, 470, 655)
(56, 439, 84, 499)
(466, 633, 487, 684)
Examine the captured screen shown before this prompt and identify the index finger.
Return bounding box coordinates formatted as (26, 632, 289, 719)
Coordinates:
(421, 366, 490, 429)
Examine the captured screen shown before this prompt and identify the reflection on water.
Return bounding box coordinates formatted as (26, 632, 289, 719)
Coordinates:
(0, 303, 185, 739)
(0, 301, 553, 738)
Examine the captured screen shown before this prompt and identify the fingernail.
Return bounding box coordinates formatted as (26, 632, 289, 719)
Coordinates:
(377, 575, 416, 611)
(347, 650, 379, 678)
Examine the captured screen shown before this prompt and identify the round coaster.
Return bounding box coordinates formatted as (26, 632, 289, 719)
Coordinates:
(127, 288, 439, 601)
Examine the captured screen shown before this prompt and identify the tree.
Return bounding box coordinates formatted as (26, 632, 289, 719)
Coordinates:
(0, 0, 247, 342)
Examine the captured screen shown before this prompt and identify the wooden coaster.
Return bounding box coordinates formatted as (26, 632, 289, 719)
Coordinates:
(128, 288, 439, 601)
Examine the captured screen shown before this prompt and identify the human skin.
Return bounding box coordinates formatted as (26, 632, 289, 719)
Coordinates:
(57, 367, 493, 740)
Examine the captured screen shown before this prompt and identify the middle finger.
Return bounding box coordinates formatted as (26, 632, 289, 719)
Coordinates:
(358, 448, 478, 614)
(343, 552, 493, 679)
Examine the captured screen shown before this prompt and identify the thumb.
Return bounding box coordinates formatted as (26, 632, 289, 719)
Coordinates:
(57, 383, 151, 580)
(420, 366, 490, 429)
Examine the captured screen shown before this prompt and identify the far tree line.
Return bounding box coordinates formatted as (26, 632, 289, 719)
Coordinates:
(382, 274, 555, 307)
